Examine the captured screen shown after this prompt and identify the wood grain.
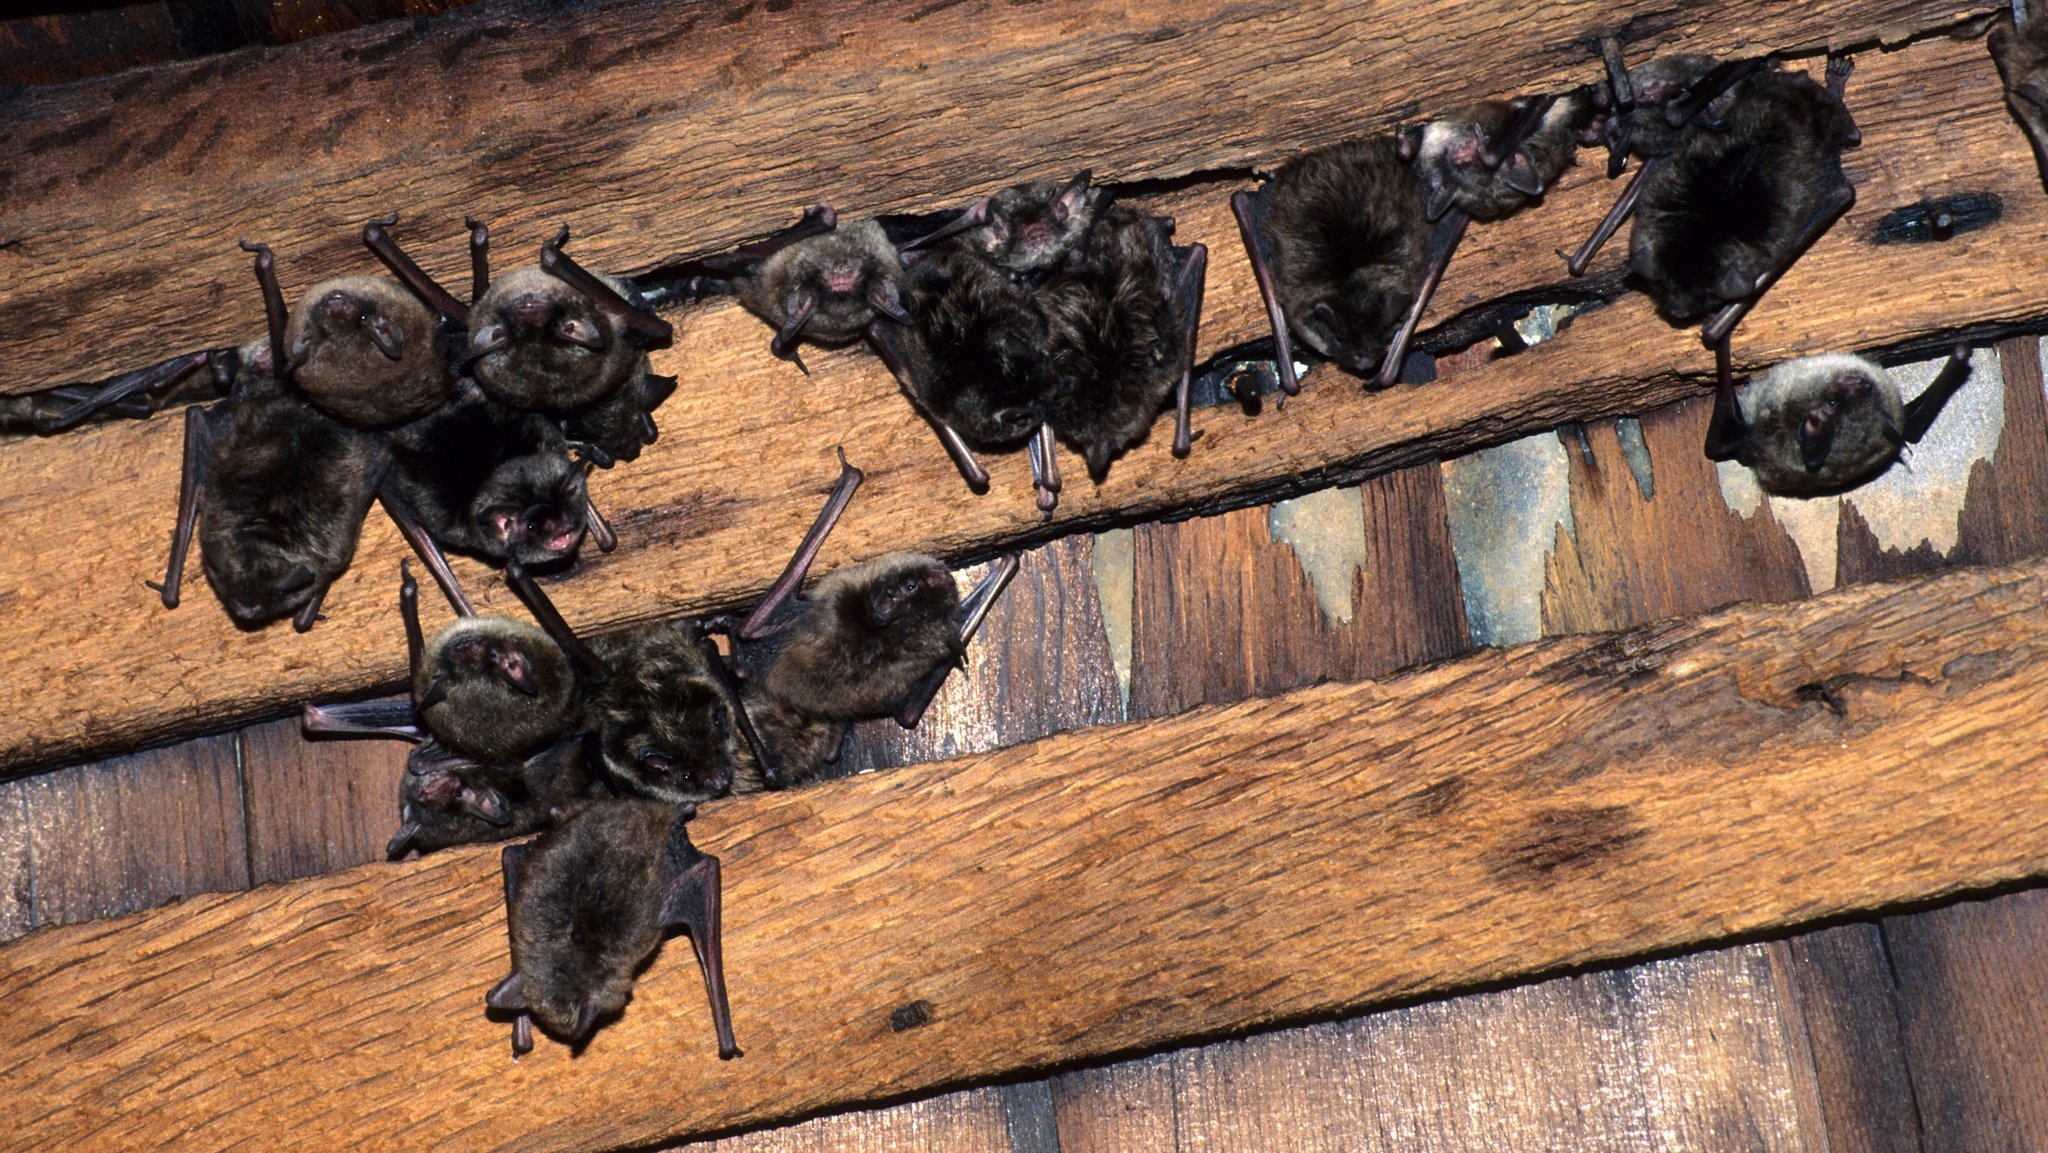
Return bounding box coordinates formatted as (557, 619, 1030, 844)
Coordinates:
(10, 553, 2048, 1151)
(240, 715, 409, 885)
(0, 29, 2034, 777)
(14, 733, 249, 927)
(1772, 925, 1923, 1153)
(0, 0, 1989, 391)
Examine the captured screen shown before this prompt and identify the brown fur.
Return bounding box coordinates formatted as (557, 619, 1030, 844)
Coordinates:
(587, 620, 757, 802)
(1258, 137, 1431, 374)
(738, 218, 909, 347)
(470, 266, 648, 413)
(285, 275, 454, 428)
(1991, 3, 2048, 186)
(414, 615, 579, 766)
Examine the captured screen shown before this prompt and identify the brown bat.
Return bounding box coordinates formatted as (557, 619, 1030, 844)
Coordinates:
(713, 453, 1019, 785)
(1990, 0, 2048, 187)
(487, 798, 740, 1059)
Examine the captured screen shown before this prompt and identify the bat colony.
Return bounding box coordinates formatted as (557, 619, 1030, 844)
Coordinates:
(20, 17, 2043, 1058)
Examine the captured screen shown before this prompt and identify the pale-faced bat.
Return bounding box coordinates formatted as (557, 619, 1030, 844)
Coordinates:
(717, 455, 1019, 785)
(1628, 56, 1860, 343)
(955, 170, 1108, 276)
(465, 224, 676, 467)
(1705, 339, 1973, 496)
(1232, 137, 1431, 394)
(1406, 92, 1598, 223)
(487, 799, 739, 1059)
(502, 562, 763, 805)
(1990, 0, 2048, 185)
(242, 237, 457, 429)
(155, 339, 383, 631)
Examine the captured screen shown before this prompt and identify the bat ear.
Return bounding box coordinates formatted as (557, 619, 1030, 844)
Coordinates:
(278, 564, 318, 593)
(385, 820, 421, 861)
(1423, 185, 1457, 223)
(1053, 170, 1093, 222)
(867, 277, 912, 326)
(1500, 152, 1544, 198)
(1395, 125, 1421, 161)
(487, 972, 529, 1012)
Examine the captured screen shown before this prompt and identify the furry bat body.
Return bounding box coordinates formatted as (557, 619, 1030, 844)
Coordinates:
(488, 799, 739, 1059)
(157, 341, 382, 631)
(465, 226, 676, 467)
(1629, 58, 1860, 338)
(719, 456, 1019, 785)
(1706, 342, 1974, 496)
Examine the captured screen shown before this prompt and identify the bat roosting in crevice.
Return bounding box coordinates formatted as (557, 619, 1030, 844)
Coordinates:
(710, 452, 1019, 786)
(1704, 339, 1976, 496)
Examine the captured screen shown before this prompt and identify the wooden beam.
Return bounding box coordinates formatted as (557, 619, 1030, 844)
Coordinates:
(0, 30, 2036, 775)
(0, 0, 1991, 392)
(6, 551, 2048, 1152)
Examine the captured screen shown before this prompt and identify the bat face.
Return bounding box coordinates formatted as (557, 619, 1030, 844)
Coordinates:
(472, 452, 589, 567)
(976, 171, 1107, 274)
(1734, 353, 1907, 495)
(469, 266, 644, 413)
(1260, 137, 1430, 374)
(757, 553, 963, 721)
(285, 276, 455, 428)
(415, 616, 579, 764)
(589, 622, 750, 803)
(1629, 66, 1858, 322)
(743, 219, 911, 348)
(1410, 94, 1594, 222)
(1990, 4, 2048, 184)
(387, 737, 593, 859)
(1605, 53, 1727, 163)
(503, 800, 676, 1044)
(197, 369, 378, 629)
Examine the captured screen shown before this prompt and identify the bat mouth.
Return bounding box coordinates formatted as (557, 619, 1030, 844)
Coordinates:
(542, 528, 582, 553)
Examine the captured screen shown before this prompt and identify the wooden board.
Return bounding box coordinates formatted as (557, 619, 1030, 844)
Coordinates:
(2, 30, 2032, 776)
(0, 0, 1987, 391)
(10, 552, 2048, 1152)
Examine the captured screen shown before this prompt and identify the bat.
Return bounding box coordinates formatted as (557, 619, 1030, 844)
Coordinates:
(717, 453, 1020, 785)
(1405, 92, 1598, 224)
(486, 798, 740, 1059)
(1990, 0, 2048, 186)
(464, 222, 677, 467)
(1704, 338, 1974, 496)
(877, 175, 1207, 510)
(1626, 55, 1861, 343)
(1562, 43, 1761, 275)
(302, 561, 599, 855)
(502, 562, 765, 805)
(241, 231, 459, 430)
(155, 337, 382, 632)
(698, 205, 912, 372)
(1231, 136, 1431, 394)
(379, 380, 595, 585)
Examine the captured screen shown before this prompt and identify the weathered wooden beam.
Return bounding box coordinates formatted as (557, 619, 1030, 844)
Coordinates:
(0, 0, 1992, 392)
(6, 551, 2048, 1153)
(0, 30, 2033, 775)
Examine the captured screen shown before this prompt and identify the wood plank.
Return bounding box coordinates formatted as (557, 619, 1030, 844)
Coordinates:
(10, 553, 2048, 1152)
(1879, 891, 2048, 1152)
(1771, 925, 1923, 1153)
(1149, 947, 1817, 1152)
(0, 0, 1984, 391)
(1540, 400, 1813, 635)
(1050, 1058, 1179, 1153)
(15, 733, 248, 928)
(240, 715, 408, 885)
(676, 1084, 1017, 1153)
(0, 30, 2033, 775)
(0, 782, 28, 944)
(1127, 464, 1469, 718)
(0, 6, 186, 88)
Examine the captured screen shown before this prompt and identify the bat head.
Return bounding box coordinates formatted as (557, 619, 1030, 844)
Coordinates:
(978, 171, 1107, 274)
(472, 452, 589, 567)
(285, 276, 454, 427)
(203, 545, 328, 630)
(1741, 353, 1906, 496)
(468, 266, 636, 412)
(593, 625, 744, 804)
(753, 219, 912, 348)
(417, 616, 578, 763)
